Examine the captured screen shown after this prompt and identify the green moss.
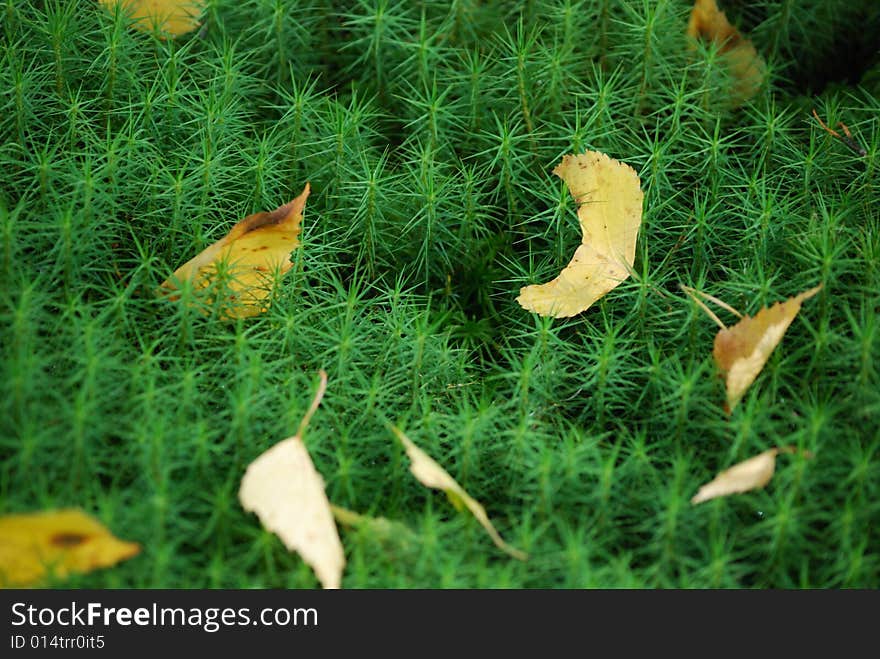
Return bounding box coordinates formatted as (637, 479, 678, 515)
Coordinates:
(0, 0, 877, 588)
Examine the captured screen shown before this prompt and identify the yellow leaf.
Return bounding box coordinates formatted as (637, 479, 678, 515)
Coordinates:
(686, 0, 767, 105)
(238, 371, 345, 589)
(517, 151, 643, 318)
(713, 285, 822, 412)
(0, 509, 140, 587)
(391, 427, 528, 561)
(159, 184, 310, 320)
(691, 446, 807, 504)
(99, 0, 206, 38)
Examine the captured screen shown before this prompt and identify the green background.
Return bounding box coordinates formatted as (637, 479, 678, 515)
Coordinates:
(1, 0, 878, 587)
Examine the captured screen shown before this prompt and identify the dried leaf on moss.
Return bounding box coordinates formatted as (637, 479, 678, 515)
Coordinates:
(517, 151, 643, 318)
(99, 0, 206, 38)
(691, 446, 808, 504)
(0, 509, 140, 587)
(686, 0, 767, 105)
(159, 184, 310, 320)
(713, 285, 822, 412)
(391, 427, 527, 561)
(238, 371, 345, 589)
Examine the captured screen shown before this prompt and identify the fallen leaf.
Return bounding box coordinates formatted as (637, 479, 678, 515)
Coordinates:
(714, 285, 822, 412)
(0, 509, 140, 587)
(517, 151, 643, 318)
(686, 0, 767, 105)
(391, 427, 527, 561)
(159, 184, 310, 320)
(99, 0, 206, 38)
(238, 371, 345, 589)
(691, 446, 806, 504)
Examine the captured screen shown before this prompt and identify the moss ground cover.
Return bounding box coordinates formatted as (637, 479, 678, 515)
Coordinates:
(1, 0, 878, 587)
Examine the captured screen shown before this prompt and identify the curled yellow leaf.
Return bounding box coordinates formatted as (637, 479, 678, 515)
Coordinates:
(517, 151, 643, 318)
(392, 427, 527, 561)
(99, 0, 206, 38)
(159, 184, 310, 320)
(0, 509, 140, 587)
(714, 285, 822, 412)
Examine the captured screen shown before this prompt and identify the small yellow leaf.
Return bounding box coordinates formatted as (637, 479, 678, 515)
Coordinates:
(391, 427, 528, 561)
(686, 0, 767, 105)
(691, 447, 808, 504)
(99, 0, 206, 38)
(517, 151, 643, 318)
(238, 371, 345, 589)
(713, 285, 822, 412)
(0, 509, 140, 587)
(159, 184, 310, 320)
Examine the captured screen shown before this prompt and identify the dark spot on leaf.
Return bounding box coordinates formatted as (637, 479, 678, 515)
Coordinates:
(51, 533, 88, 548)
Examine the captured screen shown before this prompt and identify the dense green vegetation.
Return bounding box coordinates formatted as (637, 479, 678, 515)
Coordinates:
(1, 0, 878, 587)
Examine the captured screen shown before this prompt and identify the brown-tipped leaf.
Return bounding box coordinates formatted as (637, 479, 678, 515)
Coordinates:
(159, 184, 310, 319)
(714, 285, 822, 412)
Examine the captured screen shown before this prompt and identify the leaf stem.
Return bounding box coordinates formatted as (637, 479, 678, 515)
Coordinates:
(296, 369, 328, 439)
(679, 283, 743, 330)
